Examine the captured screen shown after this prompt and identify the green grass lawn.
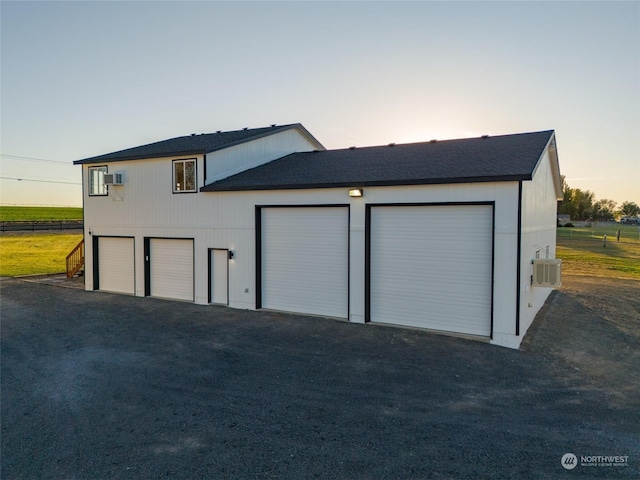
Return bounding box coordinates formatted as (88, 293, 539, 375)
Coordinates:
(557, 224, 640, 279)
(0, 206, 83, 221)
(0, 234, 83, 276)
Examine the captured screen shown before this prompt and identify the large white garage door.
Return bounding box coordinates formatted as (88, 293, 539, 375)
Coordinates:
(98, 237, 135, 295)
(149, 239, 194, 301)
(370, 204, 493, 337)
(261, 207, 348, 318)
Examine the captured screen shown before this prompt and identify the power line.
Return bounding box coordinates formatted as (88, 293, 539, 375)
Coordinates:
(0, 176, 81, 185)
(0, 154, 74, 165)
(1, 172, 79, 182)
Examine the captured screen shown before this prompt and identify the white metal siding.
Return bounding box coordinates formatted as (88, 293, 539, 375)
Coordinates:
(206, 129, 320, 184)
(370, 204, 493, 337)
(98, 237, 135, 294)
(81, 174, 524, 348)
(150, 239, 194, 301)
(262, 207, 348, 318)
(519, 148, 559, 340)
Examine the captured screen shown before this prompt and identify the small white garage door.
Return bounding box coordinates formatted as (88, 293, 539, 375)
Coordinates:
(98, 237, 135, 295)
(261, 207, 348, 318)
(149, 238, 194, 301)
(370, 204, 493, 337)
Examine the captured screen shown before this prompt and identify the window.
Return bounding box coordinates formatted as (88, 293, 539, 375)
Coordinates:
(89, 166, 108, 196)
(173, 159, 197, 193)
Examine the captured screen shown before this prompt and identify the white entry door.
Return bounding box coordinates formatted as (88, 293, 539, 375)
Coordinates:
(369, 204, 493, 337)
(210, 249, 229, 305)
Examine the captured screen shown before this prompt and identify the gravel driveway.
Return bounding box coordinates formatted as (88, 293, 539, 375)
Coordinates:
(1, 275, 638, 479)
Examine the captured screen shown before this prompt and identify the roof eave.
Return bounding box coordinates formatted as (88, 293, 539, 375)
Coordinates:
(528, 131, 562, 200)
(73, 150, 205, 165)
(200, 174, 530, 193)
(548, 134, 563, 200)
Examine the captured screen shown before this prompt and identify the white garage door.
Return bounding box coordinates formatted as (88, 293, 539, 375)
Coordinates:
(98, 237, 135, 295)
(261, 207, 348, 318)
(149, 239, 194, 301)
(370, 204, 493, 337)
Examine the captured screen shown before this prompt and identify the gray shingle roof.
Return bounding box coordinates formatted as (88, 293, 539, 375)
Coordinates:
(200, 130, 555, 191)
(74, 123, 323, 164)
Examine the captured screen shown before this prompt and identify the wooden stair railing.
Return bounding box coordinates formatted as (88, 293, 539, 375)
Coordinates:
(66, 239, 85, 279)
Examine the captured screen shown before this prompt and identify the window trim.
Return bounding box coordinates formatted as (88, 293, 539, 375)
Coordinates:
(172, 158, 197, 194)
(88, 165, 108, 196)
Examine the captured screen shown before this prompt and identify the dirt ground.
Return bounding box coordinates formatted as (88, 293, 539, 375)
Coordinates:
(522, 274, 640, 408)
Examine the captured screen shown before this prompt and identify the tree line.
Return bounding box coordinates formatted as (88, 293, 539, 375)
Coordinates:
(558, 176, 640, 221)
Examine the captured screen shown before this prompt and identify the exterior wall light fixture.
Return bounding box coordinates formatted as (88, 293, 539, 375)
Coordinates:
(228, 250, 235, 260)
(348, 188, 363, 197)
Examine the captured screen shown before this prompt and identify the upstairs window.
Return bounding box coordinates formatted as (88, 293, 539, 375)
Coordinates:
(173, 159, 196, 193)
(89, 166, 108, 196)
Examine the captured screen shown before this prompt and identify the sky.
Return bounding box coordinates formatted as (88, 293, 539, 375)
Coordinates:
(1, 1, 638, 208)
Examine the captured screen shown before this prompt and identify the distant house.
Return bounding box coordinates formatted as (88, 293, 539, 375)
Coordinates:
(74, 124, 562, 349)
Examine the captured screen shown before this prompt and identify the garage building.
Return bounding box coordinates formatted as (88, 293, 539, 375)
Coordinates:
(75, 123, 562, 349)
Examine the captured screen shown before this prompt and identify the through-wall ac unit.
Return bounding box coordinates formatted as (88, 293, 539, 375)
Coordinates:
(104, 173, 123, 185)
(532, 259, 562, 288)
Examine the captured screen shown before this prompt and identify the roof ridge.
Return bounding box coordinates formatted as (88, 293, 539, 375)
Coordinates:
(328, 129, 555, 152)
(183, 123, 299, 137)
(73, 123, 307, 164)
(113, 124, 295, 148)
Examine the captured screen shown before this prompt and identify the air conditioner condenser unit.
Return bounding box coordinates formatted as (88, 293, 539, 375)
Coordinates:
(532, 258, 562, 288)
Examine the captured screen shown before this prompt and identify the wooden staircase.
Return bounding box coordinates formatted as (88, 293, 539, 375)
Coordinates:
(66, 239, 85, 279)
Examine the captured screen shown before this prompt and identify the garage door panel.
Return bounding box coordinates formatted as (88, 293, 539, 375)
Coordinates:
(370, 205, 492, 337)
(150, 239, 194, 301)
(262, 207, 348, 319)
(98, 237, 135, 295)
